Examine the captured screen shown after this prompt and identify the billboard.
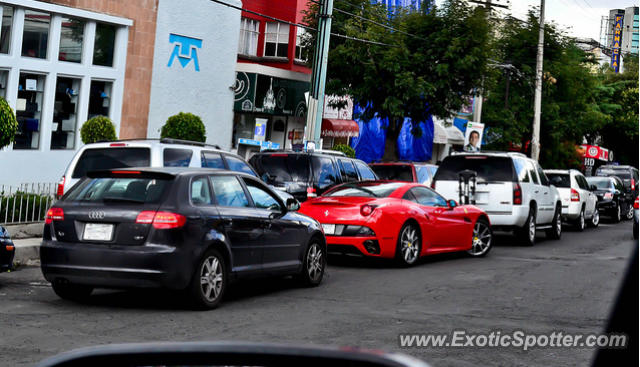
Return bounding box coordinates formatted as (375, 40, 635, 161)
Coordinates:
(611, 14, 623, 73)
(463, 121, 484, 152)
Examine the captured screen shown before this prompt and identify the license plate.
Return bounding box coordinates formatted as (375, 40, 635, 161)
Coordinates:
(321, 224, 336, 235)
(83, 223, 114, 241)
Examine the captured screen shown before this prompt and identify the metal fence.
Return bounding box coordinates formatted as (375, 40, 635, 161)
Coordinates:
(0, 183, 57, 225)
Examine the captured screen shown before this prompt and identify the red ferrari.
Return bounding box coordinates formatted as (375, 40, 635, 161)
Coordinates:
(298, 181, 492, 266)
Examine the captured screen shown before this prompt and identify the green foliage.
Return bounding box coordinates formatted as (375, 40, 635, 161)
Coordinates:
(332, 143, 356, 158)
(0, 97, 17, 149)
(304, 0, 492, 158)
(0, 192, 54, 223)
(160, 112, 206, 143)
(80, 116, 117, 144)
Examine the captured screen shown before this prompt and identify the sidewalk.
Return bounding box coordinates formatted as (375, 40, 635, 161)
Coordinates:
(12, 237, 41, 266)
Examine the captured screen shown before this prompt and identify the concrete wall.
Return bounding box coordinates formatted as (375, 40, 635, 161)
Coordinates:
(146, 0, 241, 150)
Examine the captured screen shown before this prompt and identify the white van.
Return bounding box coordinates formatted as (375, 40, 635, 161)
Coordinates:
(57, 138, 259, 197)
(432, 152, 562, 246)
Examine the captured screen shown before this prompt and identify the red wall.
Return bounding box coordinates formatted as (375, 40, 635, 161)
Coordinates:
(239, 0, 311, 75)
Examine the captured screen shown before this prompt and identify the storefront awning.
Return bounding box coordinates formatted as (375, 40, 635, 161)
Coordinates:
(321, 119, 360, 138)
(433, 122, 448, 144)
(446, 125, 465, 145)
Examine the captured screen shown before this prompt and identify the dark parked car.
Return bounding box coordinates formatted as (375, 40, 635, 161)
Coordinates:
(586, 176, 632, 223)
(0, 226, 15, 272)
(595, 165, 639, 220)
(249, 151, 378, 202)
(633, 196, 638, 240)
(369, 162, 438, 186)
(40, 168, 326, 309)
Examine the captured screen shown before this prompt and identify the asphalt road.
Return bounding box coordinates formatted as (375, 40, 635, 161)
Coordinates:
(0, 220, 635, 367)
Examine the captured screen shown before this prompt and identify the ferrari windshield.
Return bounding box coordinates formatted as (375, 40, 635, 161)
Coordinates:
(325, 182, 405, 198)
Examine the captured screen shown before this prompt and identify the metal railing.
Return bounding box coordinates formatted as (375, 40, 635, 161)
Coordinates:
(0, 183, 57, 225)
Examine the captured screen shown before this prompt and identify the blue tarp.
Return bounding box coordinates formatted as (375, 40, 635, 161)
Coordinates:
(453, 117, 468, 134)
(396, 116, 434, 162)
(350, 110, 388, 163)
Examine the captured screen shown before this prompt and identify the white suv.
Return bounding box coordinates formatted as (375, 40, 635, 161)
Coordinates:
(57, 138, 259, 197)
(545, 169, 599, 230)
(432, 152, 562, 246)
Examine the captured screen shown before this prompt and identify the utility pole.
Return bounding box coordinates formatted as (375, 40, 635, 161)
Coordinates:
(531, 0, 545, 161)
(304, 0, 334, 148)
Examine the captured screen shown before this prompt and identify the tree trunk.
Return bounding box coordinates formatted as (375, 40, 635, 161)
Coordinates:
(382, 118, 400, 162)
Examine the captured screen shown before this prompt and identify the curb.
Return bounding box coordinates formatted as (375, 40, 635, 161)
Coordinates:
(13, 238, 41, 266)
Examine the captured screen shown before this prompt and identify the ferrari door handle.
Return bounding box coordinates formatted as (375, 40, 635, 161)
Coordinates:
(544, 192, 548, 195)
(424, 213, 430, 221)
(534, 190, 539, 193)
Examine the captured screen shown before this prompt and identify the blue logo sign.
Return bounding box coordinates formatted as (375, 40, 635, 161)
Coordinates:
(254, 123, 266, 137)
(168, 34, 202, 71)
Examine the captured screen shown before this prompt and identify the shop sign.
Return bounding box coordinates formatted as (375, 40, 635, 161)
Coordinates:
(167, 34, 202, 72)
(323, 95, 353, 120)
(233, 72, 309, 116)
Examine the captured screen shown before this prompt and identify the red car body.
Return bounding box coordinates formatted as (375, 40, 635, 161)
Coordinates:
(298, 181, 491, 261)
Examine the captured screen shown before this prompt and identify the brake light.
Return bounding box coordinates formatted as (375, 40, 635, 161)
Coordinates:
(631, 179, 635, 191)
(111, 170, 142, 175)
(270, 154, 288, 157)
(360, 204, 376, 216)
(634, 197, 638, 210)
(56, 176, 65, 198)
(307, 187, 317, 198)
(570, 188, 580, 202)
(513, 183, 522, 205)
(109, 143, 126, 147)
(136, 211, 186, 229)
(45, 207, 64, 224)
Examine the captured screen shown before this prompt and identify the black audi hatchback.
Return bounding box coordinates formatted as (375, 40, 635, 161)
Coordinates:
(40, 168, 326, 309)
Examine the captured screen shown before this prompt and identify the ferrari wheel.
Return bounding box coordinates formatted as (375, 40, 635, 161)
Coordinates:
(396, 222, 421, 266)
(467, 218, 492, 257)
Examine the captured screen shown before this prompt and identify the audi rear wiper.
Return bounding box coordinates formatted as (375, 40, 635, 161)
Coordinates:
(102, 197, 145, 204)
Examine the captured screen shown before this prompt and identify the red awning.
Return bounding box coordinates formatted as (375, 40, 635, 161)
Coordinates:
(321, 119, 359, 138)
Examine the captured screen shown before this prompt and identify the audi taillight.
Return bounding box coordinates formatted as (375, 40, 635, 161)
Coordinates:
(360, 204, 376, 216)
(307, 187, 317, 198)
(634, 197, 639, 210)
(136, 211, 186, 229)
(604, 192, 614, 200)
(56, 176, 65, 198)
(513, 183, 522, 205)
(570, 188, 580, 202)
(45, 207, 64, 224)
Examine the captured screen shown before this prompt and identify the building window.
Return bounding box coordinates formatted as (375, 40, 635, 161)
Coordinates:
(238, 18, 259, 56)
(22, 10, 50, 59)
(0, 70, 8, 98)
(0, 6, 13, 54)
(295, 28, 309, 62)
(59, 17, 84, 63)
(93, 23, 116, 66)
(15, 73, 46, 149)
(264, 22, 289, 58)
(88, 80, 112, 118)
(51, 77, 81, 150)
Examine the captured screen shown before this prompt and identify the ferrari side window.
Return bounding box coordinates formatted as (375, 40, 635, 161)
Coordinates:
(411, 187, 447, 207)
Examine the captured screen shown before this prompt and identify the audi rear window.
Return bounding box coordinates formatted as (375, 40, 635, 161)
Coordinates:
(433, 156, 516, 182)
(586, 177, 613, 190)
(65, 177, 172, 204)
(370, 164, 414, 182)
(72, 148, 151, 178)
(546, 173, 571, 188)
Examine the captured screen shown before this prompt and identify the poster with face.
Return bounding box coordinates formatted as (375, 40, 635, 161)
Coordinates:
(463, 122, 484, 152)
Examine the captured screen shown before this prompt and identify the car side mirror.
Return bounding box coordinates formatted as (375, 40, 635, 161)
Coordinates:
(447, 199, 458, 209)
(286, 198, 301, 211)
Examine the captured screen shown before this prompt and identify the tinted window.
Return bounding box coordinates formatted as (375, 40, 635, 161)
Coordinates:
(586, 177, 613, 190)
(191, 177, 212, 205)
(338, 159, 359, 181)
(312, 156, 339, 189)
(410, 187, 447, 207)
(576, 175, 589, 190)
(513, 159, 530, 183)
(326, 182, 404, 198)
(210, 175, 249, 208)
(546, 173, 570, 188)
(371, 164, 413, 182)
(225, 155, 256, 176)
(164, 148, 192, 167)
(244, 179, 281, 211)
(433, 156, 515, 182)
(252, 154, 310, 184)
(355, 161, 377, 180)
(72, 148, 151, 178)
(201, 151, 225, 169)
(536, 164, 549, 185)
(65, 177, 170, 203)
(526, 161, 539, 184)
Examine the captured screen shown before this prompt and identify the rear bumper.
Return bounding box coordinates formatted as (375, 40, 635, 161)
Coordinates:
(486, 205, 529, 227)
(40, 240, 191, 290)
(0, 243, 14, 272)
(325, 235, 395, 258)
(561, 202, 582, 220)
(597, 200, 616, 211)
